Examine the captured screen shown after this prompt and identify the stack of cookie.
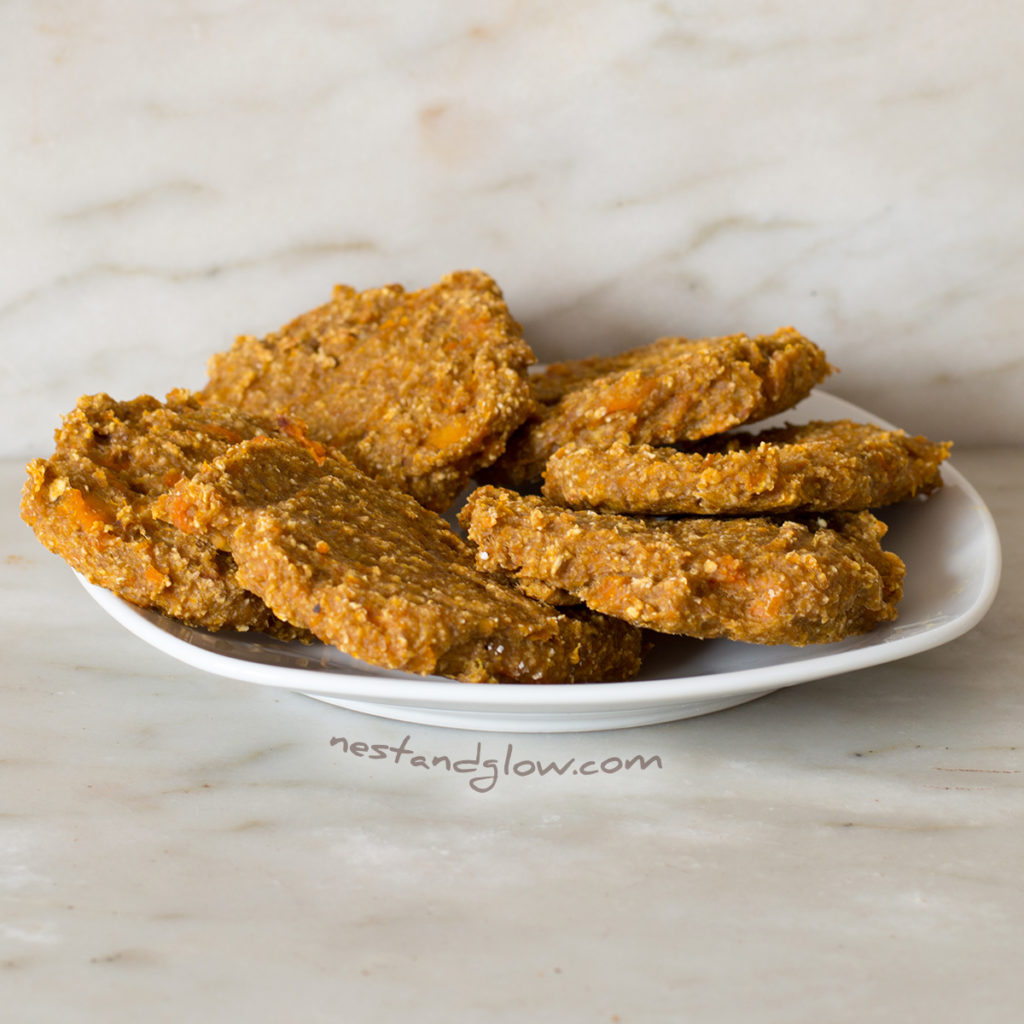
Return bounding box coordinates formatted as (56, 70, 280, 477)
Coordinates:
(21, 269, 951, 683)
(459, 331, 950, 647)
(21, 271, 645, 684)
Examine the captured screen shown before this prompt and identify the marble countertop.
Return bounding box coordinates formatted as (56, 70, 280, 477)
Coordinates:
(3, 446, 1021, 1023)
(4, 1, 1024, 455)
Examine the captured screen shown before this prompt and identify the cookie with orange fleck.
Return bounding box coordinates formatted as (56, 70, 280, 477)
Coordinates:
(157, 436, 644, 684)
(460, 486, 904, 646)
(20, 391, 303, 635)
(543, 420, 952, 515)
(201, 269, 535, 511)
(487, 328, 831, 488)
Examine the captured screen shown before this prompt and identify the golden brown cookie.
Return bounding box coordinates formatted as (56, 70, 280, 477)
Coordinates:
(20, 391, 302, 635)
(460, 486, 905, 646)
(487, 327, 832, 488)
(157, 437, 644, 683)
(201, 269, 535, 511)
(542, 420, 952, 514)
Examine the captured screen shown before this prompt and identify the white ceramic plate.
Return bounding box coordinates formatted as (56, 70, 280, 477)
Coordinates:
(77, 392, 1001, 733)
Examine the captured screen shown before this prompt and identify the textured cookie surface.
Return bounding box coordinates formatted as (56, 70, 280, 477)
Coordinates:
(20, 391, 298, 634)
(489, 327, 831, 488)
(158, 437, 644, 684)
(543, 420, 951, 514)
(460, 486, 905, 646)
(202, 269, 535, 511)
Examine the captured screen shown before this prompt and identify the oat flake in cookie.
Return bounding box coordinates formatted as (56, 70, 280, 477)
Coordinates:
(156, 437, 644, 684)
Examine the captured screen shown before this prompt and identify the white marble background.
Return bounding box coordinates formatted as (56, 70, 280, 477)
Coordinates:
(3, 0, 1023, 457)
